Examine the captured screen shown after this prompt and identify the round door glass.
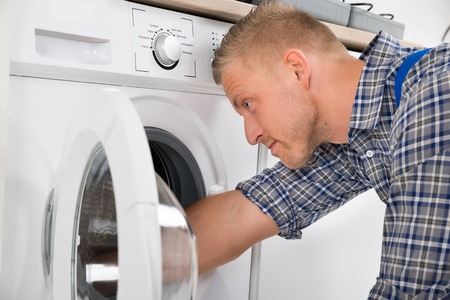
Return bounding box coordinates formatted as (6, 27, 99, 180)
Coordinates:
(73, 143, 197, 300)
(73, 145, 118, 299)
(157, 174, 198, 300)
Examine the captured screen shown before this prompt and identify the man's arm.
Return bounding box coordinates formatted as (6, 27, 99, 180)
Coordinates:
(185, 190, 279, 274)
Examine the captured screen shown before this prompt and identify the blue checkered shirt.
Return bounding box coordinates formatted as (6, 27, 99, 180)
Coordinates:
(237, 32, 450, 298)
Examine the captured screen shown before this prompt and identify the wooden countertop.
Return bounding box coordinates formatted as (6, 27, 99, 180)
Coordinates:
(135, 0, 419, 51)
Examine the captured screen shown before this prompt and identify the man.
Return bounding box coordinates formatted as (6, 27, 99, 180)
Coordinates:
(186, 1, 450, 298)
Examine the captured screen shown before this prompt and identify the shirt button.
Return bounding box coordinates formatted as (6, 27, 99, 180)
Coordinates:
(366, 150, 374, 158)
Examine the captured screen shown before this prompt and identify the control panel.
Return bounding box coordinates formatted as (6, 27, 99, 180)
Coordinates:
(129, 2, 232, 90)
(9, 0, 233, 91)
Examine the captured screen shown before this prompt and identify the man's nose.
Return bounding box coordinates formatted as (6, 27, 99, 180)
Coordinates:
(244, 116, 263, 145)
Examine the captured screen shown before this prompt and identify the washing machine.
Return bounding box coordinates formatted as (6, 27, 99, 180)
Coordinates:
(0, 1, 258, 299)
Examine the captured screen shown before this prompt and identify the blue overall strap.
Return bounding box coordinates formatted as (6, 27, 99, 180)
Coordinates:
(395, 48, 431, 107)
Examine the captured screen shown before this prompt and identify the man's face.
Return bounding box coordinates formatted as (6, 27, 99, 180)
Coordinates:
(221, 58, 325, 169)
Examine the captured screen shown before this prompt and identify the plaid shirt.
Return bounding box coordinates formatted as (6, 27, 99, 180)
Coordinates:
(237, 32, 450, 298)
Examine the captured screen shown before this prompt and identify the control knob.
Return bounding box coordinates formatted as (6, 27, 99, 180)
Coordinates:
(153, 32, 182, 69)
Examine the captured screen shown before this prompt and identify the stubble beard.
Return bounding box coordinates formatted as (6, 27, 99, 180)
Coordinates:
(276, 84, 326, 169)
(280, 117, 325, 170)
(280, 142, 319, 169)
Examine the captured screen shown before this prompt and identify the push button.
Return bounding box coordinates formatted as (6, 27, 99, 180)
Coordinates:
(366, 150, 374, 158)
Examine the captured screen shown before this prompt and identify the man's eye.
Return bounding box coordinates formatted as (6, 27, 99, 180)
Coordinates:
(244, 101, 251, 109)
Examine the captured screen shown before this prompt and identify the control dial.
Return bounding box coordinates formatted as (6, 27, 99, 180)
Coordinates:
(152, 32, 182, 69)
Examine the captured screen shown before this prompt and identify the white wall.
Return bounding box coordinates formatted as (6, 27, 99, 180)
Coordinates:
(367, 0, 450, 46)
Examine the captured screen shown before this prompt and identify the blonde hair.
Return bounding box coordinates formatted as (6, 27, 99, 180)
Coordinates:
(212, 0, 348, 84)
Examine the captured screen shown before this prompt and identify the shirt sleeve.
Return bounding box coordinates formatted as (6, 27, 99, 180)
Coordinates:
(236, 143, 372, 239)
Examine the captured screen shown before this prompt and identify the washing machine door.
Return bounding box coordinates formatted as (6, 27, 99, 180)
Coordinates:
(47, 87, 197, 300)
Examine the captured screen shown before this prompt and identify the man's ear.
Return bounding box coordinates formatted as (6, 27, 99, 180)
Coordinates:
(284, 49, 311, 88)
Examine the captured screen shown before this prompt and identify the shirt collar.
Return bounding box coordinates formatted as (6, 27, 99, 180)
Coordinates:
(350, 32, 402, 130)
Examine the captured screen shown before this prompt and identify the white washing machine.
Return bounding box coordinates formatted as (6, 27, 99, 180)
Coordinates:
(0, 1, 258, 299)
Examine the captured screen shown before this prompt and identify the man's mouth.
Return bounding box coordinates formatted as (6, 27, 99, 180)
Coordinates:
(267, 141, 277, 156)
